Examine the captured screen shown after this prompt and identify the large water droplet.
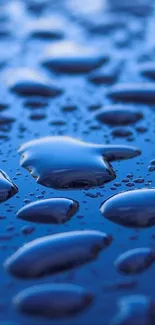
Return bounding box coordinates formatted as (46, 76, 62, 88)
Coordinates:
(41, 41, 108, 74)
(100, 189, 155, 228)
(95, 106, 143, 125)
(18, 136, 140, 189)
(4, 230, 112, 278)
(6, 68, 62, 97)
(115, 247, 155, 274)
(16, 198, 79, 224)
(107, 83, 155, 103)
(13, 283, 92, 318)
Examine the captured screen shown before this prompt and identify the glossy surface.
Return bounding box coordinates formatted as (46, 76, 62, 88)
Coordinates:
(111, 295, 155, 325)
(1, 0, 155, 324)
(0, 170, 18, 202)
(16, 198, 79, 224)
(4, 230, 112, 278)
(114, 248, 155, 274)
(13, 283, 92, 318)
(18, 136, 140, 189)
(95, 106, 143, 126)
(100, 189, 155, 227)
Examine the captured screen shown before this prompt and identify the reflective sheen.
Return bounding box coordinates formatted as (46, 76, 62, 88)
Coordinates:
(16, 198, 79, 224)
(18, 136, 141, 189)
(100, 189, 155, 227)
(13, 283, 92, 318)
(4, 230, 112, 278)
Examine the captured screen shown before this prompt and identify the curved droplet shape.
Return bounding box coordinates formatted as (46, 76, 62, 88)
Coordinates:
(111, 295, 155, 325)
(138, 62, 155, 80)
(4, 230, 112, 278)
(7, 68, 62, 97)
(13, 283, 92, 318)
(108, 0, 153, 15)
(18, 136, 141, 189)
(28, 18, 64, 40)
(16, 198, 79, 224)
(0, 170, 18, 202)
(107, 83, 155, 102)
(41, 41, 108, 74)
(115, 248, 155, 274)
(100, 189, 155, 228)
(95, 106, 143, 126)
(0, 115, 15, 132)
(111, 127, 133, 138)
(89, 61, 121, 85)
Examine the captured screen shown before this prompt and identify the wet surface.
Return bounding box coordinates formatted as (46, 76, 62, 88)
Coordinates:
(4, 230, 112, 278)
(13, 283, 92, 318)
(16, 197, 79, 224)
(1, 0, 155, 324)
(100, 189, 155, 227)
(18, 136, 140, 189)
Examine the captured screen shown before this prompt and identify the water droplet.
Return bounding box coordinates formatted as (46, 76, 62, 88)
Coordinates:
(4, 230, 112, 278)
(107, 83, 155, 103)
(7, 68, 62, 97)
(115, 247, 155, 274)
(41, 41, 107, 74)
(18, 136, 140, 189)
(111, 295, 155, 325)
(13, 283, 92, 318)
(111, 127, 133, 138)
(138, 62, 155, 80)
(95, 106, 142, 125)
(28, 18, 64, 40)
(100, 189, 155, 228)
(0, 170, 18, 202)
(17, 198, 79, 224)
(89, 60, 121, 84)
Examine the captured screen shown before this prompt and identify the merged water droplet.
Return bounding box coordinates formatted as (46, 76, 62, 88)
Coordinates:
(94, 106, 143, 126)
(0, 170, 18, 202)
(16, 198, 79, 224)
(13, 283, 92, 318)
(100, 189, 155, 228)
(41, 41, 108, 74)
(6, 68, 62, 97)
(115, 247, 155, 274)
(4, 230, 112, 278)
(107, 83, 155, 102)
(18, 136, 141, 189)
(111, 295, 155, 325)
